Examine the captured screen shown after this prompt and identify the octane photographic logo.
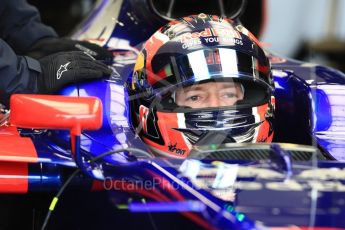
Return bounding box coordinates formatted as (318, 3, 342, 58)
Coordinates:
(103, 177, 181, 191)
(56, 62, 71, 79)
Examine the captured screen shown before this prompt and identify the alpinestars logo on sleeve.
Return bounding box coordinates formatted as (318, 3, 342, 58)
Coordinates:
(57, 62, 71, 79)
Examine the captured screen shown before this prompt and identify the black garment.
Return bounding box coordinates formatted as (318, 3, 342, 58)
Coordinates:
(0, 39, 41, 106)
(0, 0, 58, 54)
(0, 0, 113, 107)
(0, 0, 57, 105)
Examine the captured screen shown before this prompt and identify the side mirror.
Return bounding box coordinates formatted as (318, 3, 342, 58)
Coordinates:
(10, 94, 102, 135)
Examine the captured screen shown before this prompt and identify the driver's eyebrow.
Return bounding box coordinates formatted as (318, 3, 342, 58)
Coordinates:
(181, 83, 237, 92)
(217, 83, 237, 89)
(181, 86, 205, 92)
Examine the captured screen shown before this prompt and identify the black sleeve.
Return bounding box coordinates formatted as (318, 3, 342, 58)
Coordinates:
(0, 39, 41, 107)
(0, 0, 58, 54)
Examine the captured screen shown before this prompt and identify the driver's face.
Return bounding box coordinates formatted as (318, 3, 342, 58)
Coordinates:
(175, 81, 244, 108)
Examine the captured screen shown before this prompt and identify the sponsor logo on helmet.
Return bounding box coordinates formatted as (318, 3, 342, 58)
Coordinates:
(179, 28, 241, 43)
(168, 142, 186, 155)
(179, 28, 243, 49)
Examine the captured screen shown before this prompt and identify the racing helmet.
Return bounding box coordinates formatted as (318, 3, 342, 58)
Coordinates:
(127, 14, 275, 158)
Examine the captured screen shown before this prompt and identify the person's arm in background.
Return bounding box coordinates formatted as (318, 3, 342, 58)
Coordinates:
(0, 0, 58, 54)
(0, 0, 112, 107)
(0, 39, 41, 106)
(0, 0, 113, 61)
(0, 39, 112, 107)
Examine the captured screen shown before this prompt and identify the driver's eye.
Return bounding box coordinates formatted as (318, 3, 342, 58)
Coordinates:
(189, 95, 200, 101)
(223, 93, 236, 98)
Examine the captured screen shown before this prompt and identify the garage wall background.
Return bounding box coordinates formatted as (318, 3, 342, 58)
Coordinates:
(261, 0, 345, 71)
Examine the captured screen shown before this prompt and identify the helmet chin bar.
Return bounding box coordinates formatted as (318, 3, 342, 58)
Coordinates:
(193, 130, 236, 146)
(176, 117, 261, 146)
(186, 131, 235, 159)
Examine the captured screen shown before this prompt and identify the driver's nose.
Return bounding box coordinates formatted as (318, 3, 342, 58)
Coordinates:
(207, 93, 221, 107)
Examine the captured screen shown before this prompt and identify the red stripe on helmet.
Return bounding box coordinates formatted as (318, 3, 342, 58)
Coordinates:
(256, 103, 273, 143)
(258, 63, 270, 74)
